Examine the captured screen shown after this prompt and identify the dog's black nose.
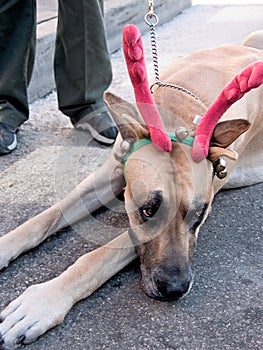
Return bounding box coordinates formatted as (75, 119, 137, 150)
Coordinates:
(154, 275, 191, 301)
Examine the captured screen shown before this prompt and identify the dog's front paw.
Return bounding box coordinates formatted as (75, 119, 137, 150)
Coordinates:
(0, 280, 73, 348)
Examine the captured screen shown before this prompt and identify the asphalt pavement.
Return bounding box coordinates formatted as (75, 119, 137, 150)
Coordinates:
(0, 1, 263, 349)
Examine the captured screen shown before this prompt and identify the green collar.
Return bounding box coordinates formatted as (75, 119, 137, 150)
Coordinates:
(122, 131, 194, 167)
(122, 133, 220, 181)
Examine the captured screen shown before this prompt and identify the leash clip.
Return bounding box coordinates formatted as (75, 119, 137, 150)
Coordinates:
(145, 0, 159, 26)
(148, 0, 154, 17)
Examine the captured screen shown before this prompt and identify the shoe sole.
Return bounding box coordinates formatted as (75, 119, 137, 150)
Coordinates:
(0, 135, 17, 155)
(75, 123, 116, 145)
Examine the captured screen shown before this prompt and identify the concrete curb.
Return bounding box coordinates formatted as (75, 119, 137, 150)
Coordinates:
(28, 0, 191, 103)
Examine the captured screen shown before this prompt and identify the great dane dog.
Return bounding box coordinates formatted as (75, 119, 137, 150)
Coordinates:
(0, 27, 262, 348)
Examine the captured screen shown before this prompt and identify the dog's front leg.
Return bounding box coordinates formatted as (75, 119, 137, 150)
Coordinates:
(0, 231, 137, 348)
(0, 146, 125, 270)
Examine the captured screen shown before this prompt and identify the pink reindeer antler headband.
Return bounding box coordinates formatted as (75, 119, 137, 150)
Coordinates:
(123, 24, 263, 162)
(122, 24, 172, 152)
(192, 60, 263, 162)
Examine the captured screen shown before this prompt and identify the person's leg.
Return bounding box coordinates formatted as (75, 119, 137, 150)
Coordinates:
(0, 0, 36, 154)
(55, 0, 117, 145)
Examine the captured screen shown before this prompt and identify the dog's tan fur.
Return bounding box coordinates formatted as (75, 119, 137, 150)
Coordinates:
(0, 31, 263, 347)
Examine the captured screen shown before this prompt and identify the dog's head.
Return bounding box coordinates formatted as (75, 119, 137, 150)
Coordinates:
(105, 92, 249, 301)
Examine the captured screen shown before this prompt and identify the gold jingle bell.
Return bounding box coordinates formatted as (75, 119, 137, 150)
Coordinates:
(217, 169, 228, 179)
(213, 158, 227, 179)
(175, 127, 189, 141)
(214, 158, 226, 173)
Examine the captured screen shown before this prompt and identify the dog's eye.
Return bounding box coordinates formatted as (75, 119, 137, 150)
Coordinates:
(139, 191, 162, 222)
(142, 207, 155, 218)
(140, 205, 159, 221)
(185, 203, 208, 232)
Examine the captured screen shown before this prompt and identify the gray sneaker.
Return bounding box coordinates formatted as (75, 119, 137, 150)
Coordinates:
(74, 108, 118, 145)
(0, 122, 17, 155)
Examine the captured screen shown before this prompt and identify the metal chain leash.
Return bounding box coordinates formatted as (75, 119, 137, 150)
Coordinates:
(144, 1, 200, 101)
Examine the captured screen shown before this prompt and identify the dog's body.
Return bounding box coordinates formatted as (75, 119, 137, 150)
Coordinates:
(0, 31, 263, 348)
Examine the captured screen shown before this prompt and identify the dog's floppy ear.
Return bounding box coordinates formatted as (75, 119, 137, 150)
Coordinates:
(104, 92, 149, 141)
(208, 119, 250, 161)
